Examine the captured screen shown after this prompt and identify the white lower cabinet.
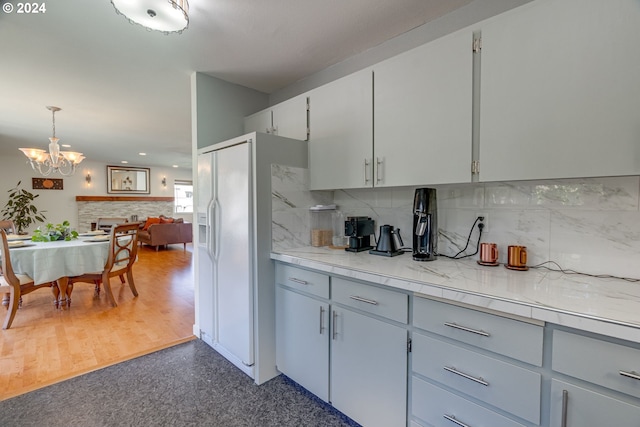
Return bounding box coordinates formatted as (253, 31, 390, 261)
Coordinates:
(331, 305, 408, 427)
(412, 297, 543, 427)
(276, 263, 640, 427)
(549, 380, 640, 427)
(413, 334, 541, 424)
(275, 286, 329, 402)
(549, 329, 640, 427)
(413, 377, 527, 427)
(275, 264, 409, 427)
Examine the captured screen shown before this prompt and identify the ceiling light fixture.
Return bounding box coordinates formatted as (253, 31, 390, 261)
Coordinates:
(19, 106, 84, 176)
(111, 0, 189, 35)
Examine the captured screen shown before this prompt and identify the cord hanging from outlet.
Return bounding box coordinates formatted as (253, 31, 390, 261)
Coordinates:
(438, 216, 484, 259)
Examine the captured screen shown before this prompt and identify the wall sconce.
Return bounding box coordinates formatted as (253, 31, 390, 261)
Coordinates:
(161, 177, 167, 187)
(85, 173, 92, 184)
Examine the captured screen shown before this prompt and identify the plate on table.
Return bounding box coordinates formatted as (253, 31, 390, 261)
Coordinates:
(84, 235, 111, 242)
(7, 241, 34, 249)
(79, 230, 107, 237)
(6, 234, 32, 241)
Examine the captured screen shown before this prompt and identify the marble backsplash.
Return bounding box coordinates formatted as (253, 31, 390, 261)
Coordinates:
(272, 166, 640, 280)
(271, 164, 333, 252)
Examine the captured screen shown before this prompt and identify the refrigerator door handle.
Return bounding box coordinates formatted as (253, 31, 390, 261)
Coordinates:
(206, 198, 215, 260)
(213, 198, 221, 261)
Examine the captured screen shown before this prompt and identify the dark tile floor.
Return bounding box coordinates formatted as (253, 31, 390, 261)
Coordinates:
(0, 340, 360, 427)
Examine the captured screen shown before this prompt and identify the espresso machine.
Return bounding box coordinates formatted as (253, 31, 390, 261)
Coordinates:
(344, 216, 375, 252)
(413, 188, 437, 261)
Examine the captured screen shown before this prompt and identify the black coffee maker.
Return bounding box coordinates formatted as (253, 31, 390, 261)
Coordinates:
(344, 216, 375, 252)
(413, 188, 437, 261)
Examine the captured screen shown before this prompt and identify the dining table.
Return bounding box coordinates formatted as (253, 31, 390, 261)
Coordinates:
(7, 233, 111, 309)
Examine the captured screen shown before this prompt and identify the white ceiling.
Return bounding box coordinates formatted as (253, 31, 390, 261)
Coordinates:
(0, 0, 526, 170)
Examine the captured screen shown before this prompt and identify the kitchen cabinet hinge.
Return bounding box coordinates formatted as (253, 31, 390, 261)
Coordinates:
(471, 160, 480, 174)
(473, 37, 482, 53)
(407, 338, 412, 353)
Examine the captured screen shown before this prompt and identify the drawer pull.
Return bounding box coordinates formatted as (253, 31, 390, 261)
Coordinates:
(287, 277, 308, 285)
(443, 414, 472, 427)
(619, 370, 640, 381)
(444, 322, 490, 337)
(444, 366, 489, 386)
(349, 295, 379, 305)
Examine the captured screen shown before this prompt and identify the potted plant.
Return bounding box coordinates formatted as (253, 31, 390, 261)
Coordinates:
(32, 220, 78, 242)
(1, 180, 47, 234)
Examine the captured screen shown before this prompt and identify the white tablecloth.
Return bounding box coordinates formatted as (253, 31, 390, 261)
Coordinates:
(9, 238, 110, 285)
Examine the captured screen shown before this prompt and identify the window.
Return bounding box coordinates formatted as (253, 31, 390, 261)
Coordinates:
(174, 180, 193, 213)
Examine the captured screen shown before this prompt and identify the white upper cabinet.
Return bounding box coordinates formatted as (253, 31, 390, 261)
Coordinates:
(374, 28, 473, 187)
(271, 94, 308, 140)
(479, 0, 640, 182)
(244, 109, 272, 135)
(308, 68, 373, 190)
(244, 94, 308, 141)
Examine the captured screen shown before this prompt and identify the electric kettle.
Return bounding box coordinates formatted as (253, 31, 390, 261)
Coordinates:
(369, 224, 404, 257)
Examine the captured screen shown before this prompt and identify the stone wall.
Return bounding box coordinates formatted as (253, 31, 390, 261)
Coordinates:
(77, 200, 174, 231)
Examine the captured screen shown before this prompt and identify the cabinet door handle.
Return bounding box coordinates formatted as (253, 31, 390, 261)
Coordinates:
(444, 366, 489, 386)
(444, 322, 490, 337)
(332, 310, 338, 340)
(443, 414, 472, 427)
(364, 159, 370, 184)
(319, 306, 325, 334)
(619, 370, 640, 381)
(561, 389, 568, 427)
(349, 295, 379, 305)
(287, 277, 308, 285)
(376, 157, 383, 184)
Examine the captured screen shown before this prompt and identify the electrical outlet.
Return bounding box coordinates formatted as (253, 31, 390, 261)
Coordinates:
(476, 212, 488, 233)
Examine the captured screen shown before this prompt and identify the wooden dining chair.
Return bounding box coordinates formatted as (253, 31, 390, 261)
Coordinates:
(69, 222, 140, 307)
(0, 220, 16, 235)
(0, 230, 52, 329)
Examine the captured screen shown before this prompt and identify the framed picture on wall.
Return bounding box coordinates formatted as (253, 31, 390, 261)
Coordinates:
(32, 177, 63, 190)
(107, 166, 150, 194)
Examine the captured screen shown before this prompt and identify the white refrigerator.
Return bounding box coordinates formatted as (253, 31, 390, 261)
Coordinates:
(196, 132, 307, 384)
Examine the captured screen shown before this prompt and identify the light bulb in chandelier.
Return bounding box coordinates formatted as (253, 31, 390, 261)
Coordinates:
(19, 106, 85, 176)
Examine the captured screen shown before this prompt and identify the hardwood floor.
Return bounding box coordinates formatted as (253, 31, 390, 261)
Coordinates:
(0, 243, 196, 401)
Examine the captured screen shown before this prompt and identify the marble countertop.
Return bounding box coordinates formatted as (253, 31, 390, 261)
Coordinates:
(271, 247, 640, 344)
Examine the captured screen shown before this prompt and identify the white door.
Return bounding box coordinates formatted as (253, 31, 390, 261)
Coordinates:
(244, 109, 272, 134)
(331, 308, 407, 427)
(308, 68, 374, 190)
(374, 28, 473, 186)
(272, 94, 308, 140)
(276, 286, 329, 402)
(214, 141, 254, 366)
(196, 152, 215, 344)
(479, 0, 640, 181)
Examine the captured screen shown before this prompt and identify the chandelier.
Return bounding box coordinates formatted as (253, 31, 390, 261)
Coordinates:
(19, 106, 85, 177)
(111, 0, 189, 35)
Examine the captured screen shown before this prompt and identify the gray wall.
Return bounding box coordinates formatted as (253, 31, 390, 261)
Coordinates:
(191, 72, 269, 149)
